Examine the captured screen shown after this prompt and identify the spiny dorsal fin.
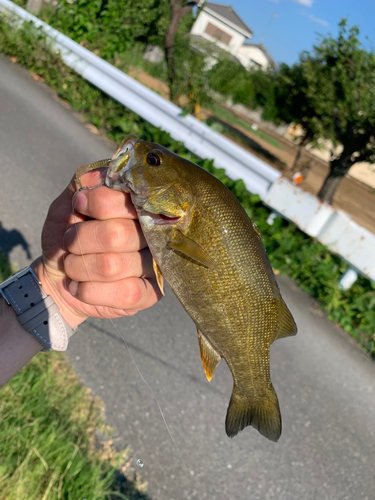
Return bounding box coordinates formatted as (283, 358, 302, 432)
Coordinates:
(152, 258, 164, 296)
(197, 329, 221, 382)
(275, 299, 297, 341)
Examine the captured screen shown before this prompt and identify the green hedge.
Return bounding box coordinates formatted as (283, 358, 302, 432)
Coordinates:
(0, 15, 374, 356)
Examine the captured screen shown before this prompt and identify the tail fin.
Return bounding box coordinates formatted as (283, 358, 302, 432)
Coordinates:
(225, 384, 282, 442)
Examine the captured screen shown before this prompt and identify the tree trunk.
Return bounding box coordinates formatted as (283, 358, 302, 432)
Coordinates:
(164, 1, 194, 103)
(317, 156, 354, 204)
(317, 127, 372, 204)
(291, 134, 308, 173)
(96, 0, 109, 18)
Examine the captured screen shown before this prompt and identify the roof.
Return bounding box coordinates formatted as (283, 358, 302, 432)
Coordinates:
(204, 2, 253, 38)
(242, 42, 277, 70)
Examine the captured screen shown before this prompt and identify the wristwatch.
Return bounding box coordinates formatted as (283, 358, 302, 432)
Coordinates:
(0, 266, 76, 351)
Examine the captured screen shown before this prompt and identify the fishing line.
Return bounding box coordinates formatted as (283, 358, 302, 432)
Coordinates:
(70, 185, 216, 500)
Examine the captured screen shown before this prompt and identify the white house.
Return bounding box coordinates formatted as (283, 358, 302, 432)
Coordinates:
(190, 2, 276, 71)
(237, 43, 277, 71)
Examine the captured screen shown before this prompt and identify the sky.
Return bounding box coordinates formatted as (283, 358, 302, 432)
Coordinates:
(213, 0, 375, 66)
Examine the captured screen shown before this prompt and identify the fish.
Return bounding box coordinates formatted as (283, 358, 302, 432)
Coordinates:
(75, 135, 297, 441)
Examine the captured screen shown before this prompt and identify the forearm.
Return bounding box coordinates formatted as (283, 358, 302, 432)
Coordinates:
(0, 295, 43, 388)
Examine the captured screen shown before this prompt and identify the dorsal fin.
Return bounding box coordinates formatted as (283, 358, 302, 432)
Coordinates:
(275, 299, 297, 341)
(197, 329, 221, 381)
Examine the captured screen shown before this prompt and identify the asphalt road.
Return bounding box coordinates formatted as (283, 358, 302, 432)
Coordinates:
(1, 54, 374, 500)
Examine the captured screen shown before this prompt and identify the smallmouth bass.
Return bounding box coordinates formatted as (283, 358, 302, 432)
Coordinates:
(76, 135, 297, 441)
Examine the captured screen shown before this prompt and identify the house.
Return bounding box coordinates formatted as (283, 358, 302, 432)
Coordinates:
(190, 2, 275, 71)
(237, 43, 277, 71)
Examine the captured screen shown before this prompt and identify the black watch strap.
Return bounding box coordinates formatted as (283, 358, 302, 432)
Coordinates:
(0, 267, 75, 351)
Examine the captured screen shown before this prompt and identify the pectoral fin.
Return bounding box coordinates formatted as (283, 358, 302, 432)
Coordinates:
(274, 299, 297, 341)
(153, 258, 164, 296)
(197, 329, 221, 381)
(75, 159, 111, 188)
(168, 231, 218, 270)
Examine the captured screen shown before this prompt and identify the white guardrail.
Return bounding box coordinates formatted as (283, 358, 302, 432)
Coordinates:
(1, 0, 375, 287)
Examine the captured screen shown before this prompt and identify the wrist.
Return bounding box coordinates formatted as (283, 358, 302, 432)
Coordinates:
(0, 296, 43, 387)
(30, 257, 87, 330)
(1, 262, 77, 351)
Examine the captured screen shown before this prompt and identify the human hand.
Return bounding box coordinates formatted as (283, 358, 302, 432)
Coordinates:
(32, 170, 161, 329)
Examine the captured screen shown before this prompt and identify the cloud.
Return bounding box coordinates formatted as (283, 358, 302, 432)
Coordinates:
(294, 0, 313, 6)
(309, 14, 329, 27)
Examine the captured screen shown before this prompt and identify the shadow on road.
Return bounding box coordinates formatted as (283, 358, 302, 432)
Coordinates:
(0, 221, 31, 278)
(110, 470, 152, 500)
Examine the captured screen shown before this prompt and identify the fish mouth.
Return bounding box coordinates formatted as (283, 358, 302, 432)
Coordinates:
(105, 135, 139, 190)
(105, 135, 181, 226)
(139, 209, 181, 225)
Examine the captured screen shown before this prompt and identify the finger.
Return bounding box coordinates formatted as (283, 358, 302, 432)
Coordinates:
(64, 249, 154, 282)
(64, 218, 147, 255)
(69, 277, 162, 313)
(73, 185, 137, 221)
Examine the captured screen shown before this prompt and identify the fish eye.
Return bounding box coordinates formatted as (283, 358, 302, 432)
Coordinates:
(147, 153, 162, 166)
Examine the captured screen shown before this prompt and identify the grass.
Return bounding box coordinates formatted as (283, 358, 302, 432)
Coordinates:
(208, 104, 284, 150)
(113, 43, 167, 82)
(0, 351, 148, 500)
(0, 252, 13, 282)
(0, 251, 149, 500)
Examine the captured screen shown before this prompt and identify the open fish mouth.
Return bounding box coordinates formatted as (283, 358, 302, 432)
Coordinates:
(140, 210, 181, 225)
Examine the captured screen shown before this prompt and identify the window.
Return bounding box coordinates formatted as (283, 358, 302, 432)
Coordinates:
(204, 22, 232, 45)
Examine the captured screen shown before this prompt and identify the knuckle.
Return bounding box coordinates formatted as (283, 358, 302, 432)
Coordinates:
(124, 279, 143, 307)
(96, 253, 122, 279)
(101, 220, 128, 250)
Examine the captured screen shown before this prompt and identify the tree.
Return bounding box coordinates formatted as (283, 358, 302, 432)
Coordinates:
(164, 0, 197, 102)
(304, 20, 375, 203)
(272, 64, 329, 173)
(47, 0, 168, 59)
(251, 20, 375, 202)
(207, 56, 254, 104)
(249, 64, 329, 173)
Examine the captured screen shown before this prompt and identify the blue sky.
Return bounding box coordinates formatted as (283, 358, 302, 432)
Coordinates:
(217, 0, 375, 65)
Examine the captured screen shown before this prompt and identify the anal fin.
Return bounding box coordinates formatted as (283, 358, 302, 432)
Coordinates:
(153, 258, 164, 296)
(197, 329, 221, 381)
(275, 299, 297, 341)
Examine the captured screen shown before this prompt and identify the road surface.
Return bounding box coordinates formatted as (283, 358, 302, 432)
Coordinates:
(0, 54, 374, 500)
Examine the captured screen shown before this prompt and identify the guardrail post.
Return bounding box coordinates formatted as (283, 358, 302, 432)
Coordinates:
(339, 267, 358, 290)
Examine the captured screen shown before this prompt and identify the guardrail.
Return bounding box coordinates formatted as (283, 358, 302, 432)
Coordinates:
(264, 179, 375, 285)
(0, 0, 280, 200)
(1, 0, 374, 287)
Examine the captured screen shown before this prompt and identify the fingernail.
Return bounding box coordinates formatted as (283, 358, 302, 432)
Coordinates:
(69, 280, 79, 297)
(73, 191, 87, 213)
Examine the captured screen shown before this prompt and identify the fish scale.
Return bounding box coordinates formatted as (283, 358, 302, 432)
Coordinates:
(75, 135, 297, 441)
